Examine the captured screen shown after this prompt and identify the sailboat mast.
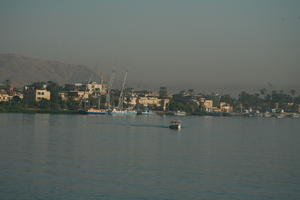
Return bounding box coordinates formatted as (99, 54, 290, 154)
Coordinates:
(118, 71, 128, 110)
(98, 75, 104, 109)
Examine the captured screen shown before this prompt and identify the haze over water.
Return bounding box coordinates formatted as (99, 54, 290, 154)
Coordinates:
(1, 0, 300, 92)
(0, 113, 299, 200)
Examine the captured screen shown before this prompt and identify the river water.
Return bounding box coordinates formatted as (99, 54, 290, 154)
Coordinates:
(0, 113, 299, 200)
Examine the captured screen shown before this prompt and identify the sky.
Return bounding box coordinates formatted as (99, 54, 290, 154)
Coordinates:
(1, 0, 300, 93)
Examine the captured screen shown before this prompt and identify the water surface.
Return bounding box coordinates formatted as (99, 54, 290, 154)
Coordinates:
(0, 113, 299, 200)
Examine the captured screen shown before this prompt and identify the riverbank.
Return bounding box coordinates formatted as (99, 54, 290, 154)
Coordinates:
(0, 108, 79, 114)
(1, 108, 299, 118)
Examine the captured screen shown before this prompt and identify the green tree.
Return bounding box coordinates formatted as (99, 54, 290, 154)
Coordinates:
(47, 81, 61, 110)
(290, 89, 296, 96)
(65, 100, 80, 110)
(187, 89, 194, 96)
(260, 88, 267, 96)
(169, 93, 199, 113)
(238, 91, 263, 110)
(159, 87, 168, 99)
(220, 94, 235, 105)
(38, 99, 51, 109)
(31, 82, 47, 89)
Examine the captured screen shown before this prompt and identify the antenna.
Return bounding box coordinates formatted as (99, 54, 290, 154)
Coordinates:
(98, 74, 104, 109)
(118, 71, 128, 110)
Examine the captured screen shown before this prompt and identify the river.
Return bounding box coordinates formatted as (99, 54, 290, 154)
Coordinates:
(0, 113, 299, 200)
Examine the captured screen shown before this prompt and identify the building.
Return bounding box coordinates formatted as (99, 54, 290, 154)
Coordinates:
(59, 92, 68, 101)
(35, 89, 51, 101)
(127, 96, 138, 106)
(14, 92, 24, 100)
(86, 82, 107, 95)
(137, 97, 161, 107)
(62, 82, 107, 101)
(220, 102, 233, 113)
(0, 92, 12, 102)
(23, 84, 50, 103)
(202, 99, 213, 112)
(67, 91, 89, 101)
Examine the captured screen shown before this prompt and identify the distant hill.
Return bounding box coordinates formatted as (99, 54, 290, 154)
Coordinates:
(0, 54, 101, 87)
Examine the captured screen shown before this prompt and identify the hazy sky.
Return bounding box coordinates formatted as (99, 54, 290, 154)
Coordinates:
(1, 0, 300, 93)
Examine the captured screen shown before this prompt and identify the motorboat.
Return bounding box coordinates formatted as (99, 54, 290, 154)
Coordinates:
(169, 120, 181, 130)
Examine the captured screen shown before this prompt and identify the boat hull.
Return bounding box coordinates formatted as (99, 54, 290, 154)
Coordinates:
(174, 111, 186, 116)
(84, 111, 108, 114)
(137, 111, 153, 115)
(80, 108, 108, 114)
(108, 110, 137, 115)
(169, 124, 181, 130)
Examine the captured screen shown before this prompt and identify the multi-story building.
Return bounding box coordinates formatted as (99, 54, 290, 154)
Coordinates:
(86, 82, 107, 95)
(67, 91, 89, 101)
(62, 82, 107, 101)
(202, 99, 213, 112)
(59, 92, 68, 101)
(24, 85, 51, 102)
(137, 97, 161, 107)
(35, 89, 51, 101)
(0, 92, 12, 102)
(127, 96, 138, 106)
(220, 102, 233, 113)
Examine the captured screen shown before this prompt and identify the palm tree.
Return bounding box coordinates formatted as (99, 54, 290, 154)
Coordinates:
(290, 89, 296, 97)
(260, 88, 267, 97)
(5, 79, 11, 86)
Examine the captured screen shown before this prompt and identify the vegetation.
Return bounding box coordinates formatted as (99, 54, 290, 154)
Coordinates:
(169, 93, 200, 113)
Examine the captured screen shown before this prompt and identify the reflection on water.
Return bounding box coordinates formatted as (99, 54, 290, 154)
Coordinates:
(0, 113, 300, 200)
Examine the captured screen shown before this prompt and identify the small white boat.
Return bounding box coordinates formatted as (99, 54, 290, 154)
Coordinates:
(80, 108, 108, 114)
(276, 113, 285, 119)
(169, 120, 181, 130)
(174, 111, 186, 116)
(264, 112, 272, 118)
(137, 110, 153, 115)
(108, 108, 137, 115)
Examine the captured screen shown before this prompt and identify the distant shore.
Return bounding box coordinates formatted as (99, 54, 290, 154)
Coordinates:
(1, 109, 299, 119)
(0, 108, 79, 115)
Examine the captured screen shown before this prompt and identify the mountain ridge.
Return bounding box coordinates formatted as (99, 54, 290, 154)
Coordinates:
(0, 54, 101, 87)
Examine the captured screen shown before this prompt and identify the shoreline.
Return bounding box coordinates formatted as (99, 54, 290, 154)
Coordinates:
(1, 109, 299, 119)
(0, 109, 79, 115)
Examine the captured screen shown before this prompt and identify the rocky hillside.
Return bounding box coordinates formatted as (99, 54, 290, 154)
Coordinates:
(0, 54, 100, 87)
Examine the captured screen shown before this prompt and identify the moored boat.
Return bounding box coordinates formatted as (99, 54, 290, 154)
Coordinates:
(264, 112, 272, 118)
(81, 108, 108, 114)
(108, 108, 137, 115)
(174, 111, 186, 116)
(108, 71, 137, 116)
(137, 110, 153, 115)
